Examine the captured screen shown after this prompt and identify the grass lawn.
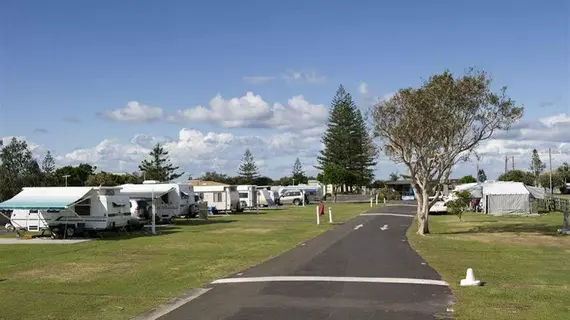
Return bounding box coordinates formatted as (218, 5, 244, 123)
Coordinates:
(0, 203, 370, 320)
(408, 212, 570, 320)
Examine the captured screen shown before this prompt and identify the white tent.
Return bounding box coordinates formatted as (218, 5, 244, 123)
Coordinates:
(481, 182, 531, 215)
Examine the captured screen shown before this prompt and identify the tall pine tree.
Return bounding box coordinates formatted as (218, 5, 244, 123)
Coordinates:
(349, 109, 377, 187)
(238, 149, 259, 183)
(316, 85, 376, 193)
(42, 151, 57, 186)
(292, 158, 307, 185)
(139, 143, 183, 182)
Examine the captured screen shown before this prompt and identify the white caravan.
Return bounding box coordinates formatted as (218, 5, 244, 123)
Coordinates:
(118, 181, 198, 222)
(194, 185, 240, 213)
(0, 186, 130, 238)
(237, 185, 258, 209)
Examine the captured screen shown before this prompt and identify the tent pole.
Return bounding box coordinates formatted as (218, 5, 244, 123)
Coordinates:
(151, 189, 156, 235)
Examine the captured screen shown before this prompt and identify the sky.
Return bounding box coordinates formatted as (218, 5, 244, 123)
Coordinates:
(1, 0, 569, 180)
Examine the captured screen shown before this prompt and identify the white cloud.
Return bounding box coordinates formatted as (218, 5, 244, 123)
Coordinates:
(6, 111, 570, 181)
(243, 76, 275, 84)
(104, 101, 164, 123)
(359, 81, 369, 95)
(49, 128, 323, 178)
(282, 70, 327, 84)
(167, 92, 328, 132)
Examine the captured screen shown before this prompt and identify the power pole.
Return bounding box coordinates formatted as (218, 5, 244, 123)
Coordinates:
(63, 175, 70, 187)
(504, 156, 508, 175)
(512, 156, 515, 170)
(549, 148, 553, 194)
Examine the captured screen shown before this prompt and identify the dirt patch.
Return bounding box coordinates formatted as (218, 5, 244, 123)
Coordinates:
(448, 232, 570, 248)
(12, 262, 131, 282)
(208, 228, 273, 234)
(491, 304, 526, 314)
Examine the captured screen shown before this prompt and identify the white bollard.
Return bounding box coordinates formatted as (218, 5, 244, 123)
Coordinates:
(460, 268, 481, 286)
(383, 197, 386, 204)
(316, 206, 320, 225)
(329, 207, 333, 223)
(370, 198, 373, 207)
(375, 194, 378, 205)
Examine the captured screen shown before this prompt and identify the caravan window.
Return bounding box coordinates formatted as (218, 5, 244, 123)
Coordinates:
(239, 192, 248, 198)
(160, 193, 169, 204)
(75, 198, 91, 216)
(215, 192, 223, 202)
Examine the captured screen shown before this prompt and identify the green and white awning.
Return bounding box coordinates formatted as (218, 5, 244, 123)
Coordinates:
(0, 187, 93, 210)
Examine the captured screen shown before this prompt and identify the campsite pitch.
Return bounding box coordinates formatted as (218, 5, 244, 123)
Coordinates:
(0, 203, 371, 320)
(408, 212, 570, 320)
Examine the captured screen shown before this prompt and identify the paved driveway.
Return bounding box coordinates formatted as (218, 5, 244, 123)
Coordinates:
(148, 204, 452, 320)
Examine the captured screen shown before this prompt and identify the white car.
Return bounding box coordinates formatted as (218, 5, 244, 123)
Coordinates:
(429, 201, 448, 213)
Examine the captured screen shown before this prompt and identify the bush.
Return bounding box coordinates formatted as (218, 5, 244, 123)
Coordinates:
(446, 190, 471, 220)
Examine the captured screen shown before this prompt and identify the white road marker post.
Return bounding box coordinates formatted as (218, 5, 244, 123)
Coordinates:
(316, 205, 320, 225)
(375, 194, 378, 205)
(328, 207, 333, 223)
(383, 197, 386, 204)
(370, 197, 373, 207)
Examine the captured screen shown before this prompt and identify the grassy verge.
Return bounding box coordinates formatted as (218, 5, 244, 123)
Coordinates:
(408, 212, 570, 320)
(0, 203, 370, 320)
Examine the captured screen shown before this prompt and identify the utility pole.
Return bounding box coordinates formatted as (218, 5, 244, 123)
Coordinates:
(512, 156, 515, 170)
(549, 148, 553, 194)
(504, 156, 508, 175)
(63, 175, 70, 187)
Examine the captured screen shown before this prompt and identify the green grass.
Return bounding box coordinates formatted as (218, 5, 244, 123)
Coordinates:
(0, 203, 370, 320)
(408, 212, 570, 320)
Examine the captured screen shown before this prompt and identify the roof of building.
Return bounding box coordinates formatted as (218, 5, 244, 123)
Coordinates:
(385, 180, 413, 185)
(188, 179, 227, 186)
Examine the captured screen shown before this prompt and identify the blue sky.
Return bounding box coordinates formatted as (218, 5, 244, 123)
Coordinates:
(1, 0, 569, 179)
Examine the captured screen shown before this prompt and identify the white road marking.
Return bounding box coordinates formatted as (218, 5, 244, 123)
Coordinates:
(211, 276, 448, 286)
(380, 224, 389, 231)
(132, 288, 211, 320)
(360, 213, 414, 217)
(353, 224, 364, 230)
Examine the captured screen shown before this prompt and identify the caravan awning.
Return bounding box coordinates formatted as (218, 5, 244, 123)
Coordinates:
(118, 184, 175, 198)
(0, 187, 93, 210)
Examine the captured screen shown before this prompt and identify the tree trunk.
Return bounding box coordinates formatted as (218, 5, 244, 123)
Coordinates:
(415, 185, 430, 235)
(333, 185, 337, 203)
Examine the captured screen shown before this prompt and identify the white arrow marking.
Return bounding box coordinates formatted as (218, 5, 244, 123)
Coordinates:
(353, 224, 364, 230)
(380, 224, 389, 231)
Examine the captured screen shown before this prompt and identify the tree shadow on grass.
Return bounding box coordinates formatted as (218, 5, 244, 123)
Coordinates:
(440, 222, 560, 236)
(228, 211, 269, 215)
(173, 219, 238, 226)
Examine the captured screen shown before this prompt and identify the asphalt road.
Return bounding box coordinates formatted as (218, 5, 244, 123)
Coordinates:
(155, 204, 452, 320)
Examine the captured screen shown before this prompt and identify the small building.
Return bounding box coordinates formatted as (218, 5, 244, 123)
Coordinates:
(385, 180, 415, 200)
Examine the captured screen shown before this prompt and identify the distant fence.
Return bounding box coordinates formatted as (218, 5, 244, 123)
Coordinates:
(532, 197, 570, 214)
